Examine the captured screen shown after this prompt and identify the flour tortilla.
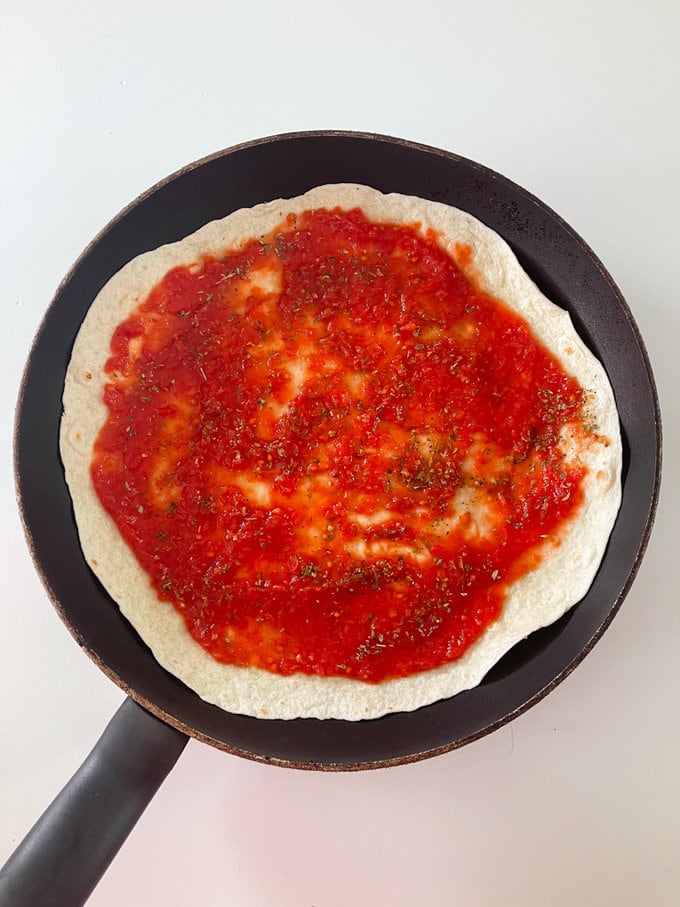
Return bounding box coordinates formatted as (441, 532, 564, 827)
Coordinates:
(60, 184, 622, 720)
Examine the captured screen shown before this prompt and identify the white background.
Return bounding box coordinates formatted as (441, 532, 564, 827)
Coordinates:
(2, 1, 678, 904)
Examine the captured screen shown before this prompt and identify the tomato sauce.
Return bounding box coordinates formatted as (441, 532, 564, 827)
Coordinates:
(92, 208, 588, 682)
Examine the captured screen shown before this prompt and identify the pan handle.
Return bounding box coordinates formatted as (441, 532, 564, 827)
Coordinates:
(0, 696, 188, 907)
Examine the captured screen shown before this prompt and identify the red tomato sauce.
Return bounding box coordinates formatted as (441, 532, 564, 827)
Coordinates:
(92, 208, 588, 683)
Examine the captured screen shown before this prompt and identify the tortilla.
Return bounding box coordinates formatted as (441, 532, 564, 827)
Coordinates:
(60, 184, 622, 720)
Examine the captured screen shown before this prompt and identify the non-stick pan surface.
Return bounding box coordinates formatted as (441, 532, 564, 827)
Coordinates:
(15, 131, 660, 770)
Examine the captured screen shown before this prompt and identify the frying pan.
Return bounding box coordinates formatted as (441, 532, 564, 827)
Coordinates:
(2, 132, 660, 906)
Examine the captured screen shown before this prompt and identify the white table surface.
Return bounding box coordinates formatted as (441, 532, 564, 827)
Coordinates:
(2, 2, 678, 904)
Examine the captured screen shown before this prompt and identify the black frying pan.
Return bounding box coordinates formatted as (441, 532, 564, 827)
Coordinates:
(2, 132, 661, 906)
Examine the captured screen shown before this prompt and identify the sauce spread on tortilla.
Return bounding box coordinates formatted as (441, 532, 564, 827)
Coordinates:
(92, 208, 588, 682)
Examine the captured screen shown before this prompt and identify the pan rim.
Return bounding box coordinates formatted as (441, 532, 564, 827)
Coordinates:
(13, 130, 663, 770)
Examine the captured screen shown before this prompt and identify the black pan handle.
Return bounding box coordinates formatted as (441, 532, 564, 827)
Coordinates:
(0, 696, 188, 906)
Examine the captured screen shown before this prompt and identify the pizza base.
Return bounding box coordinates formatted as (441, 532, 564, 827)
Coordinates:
(60, 184, 622, 720)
